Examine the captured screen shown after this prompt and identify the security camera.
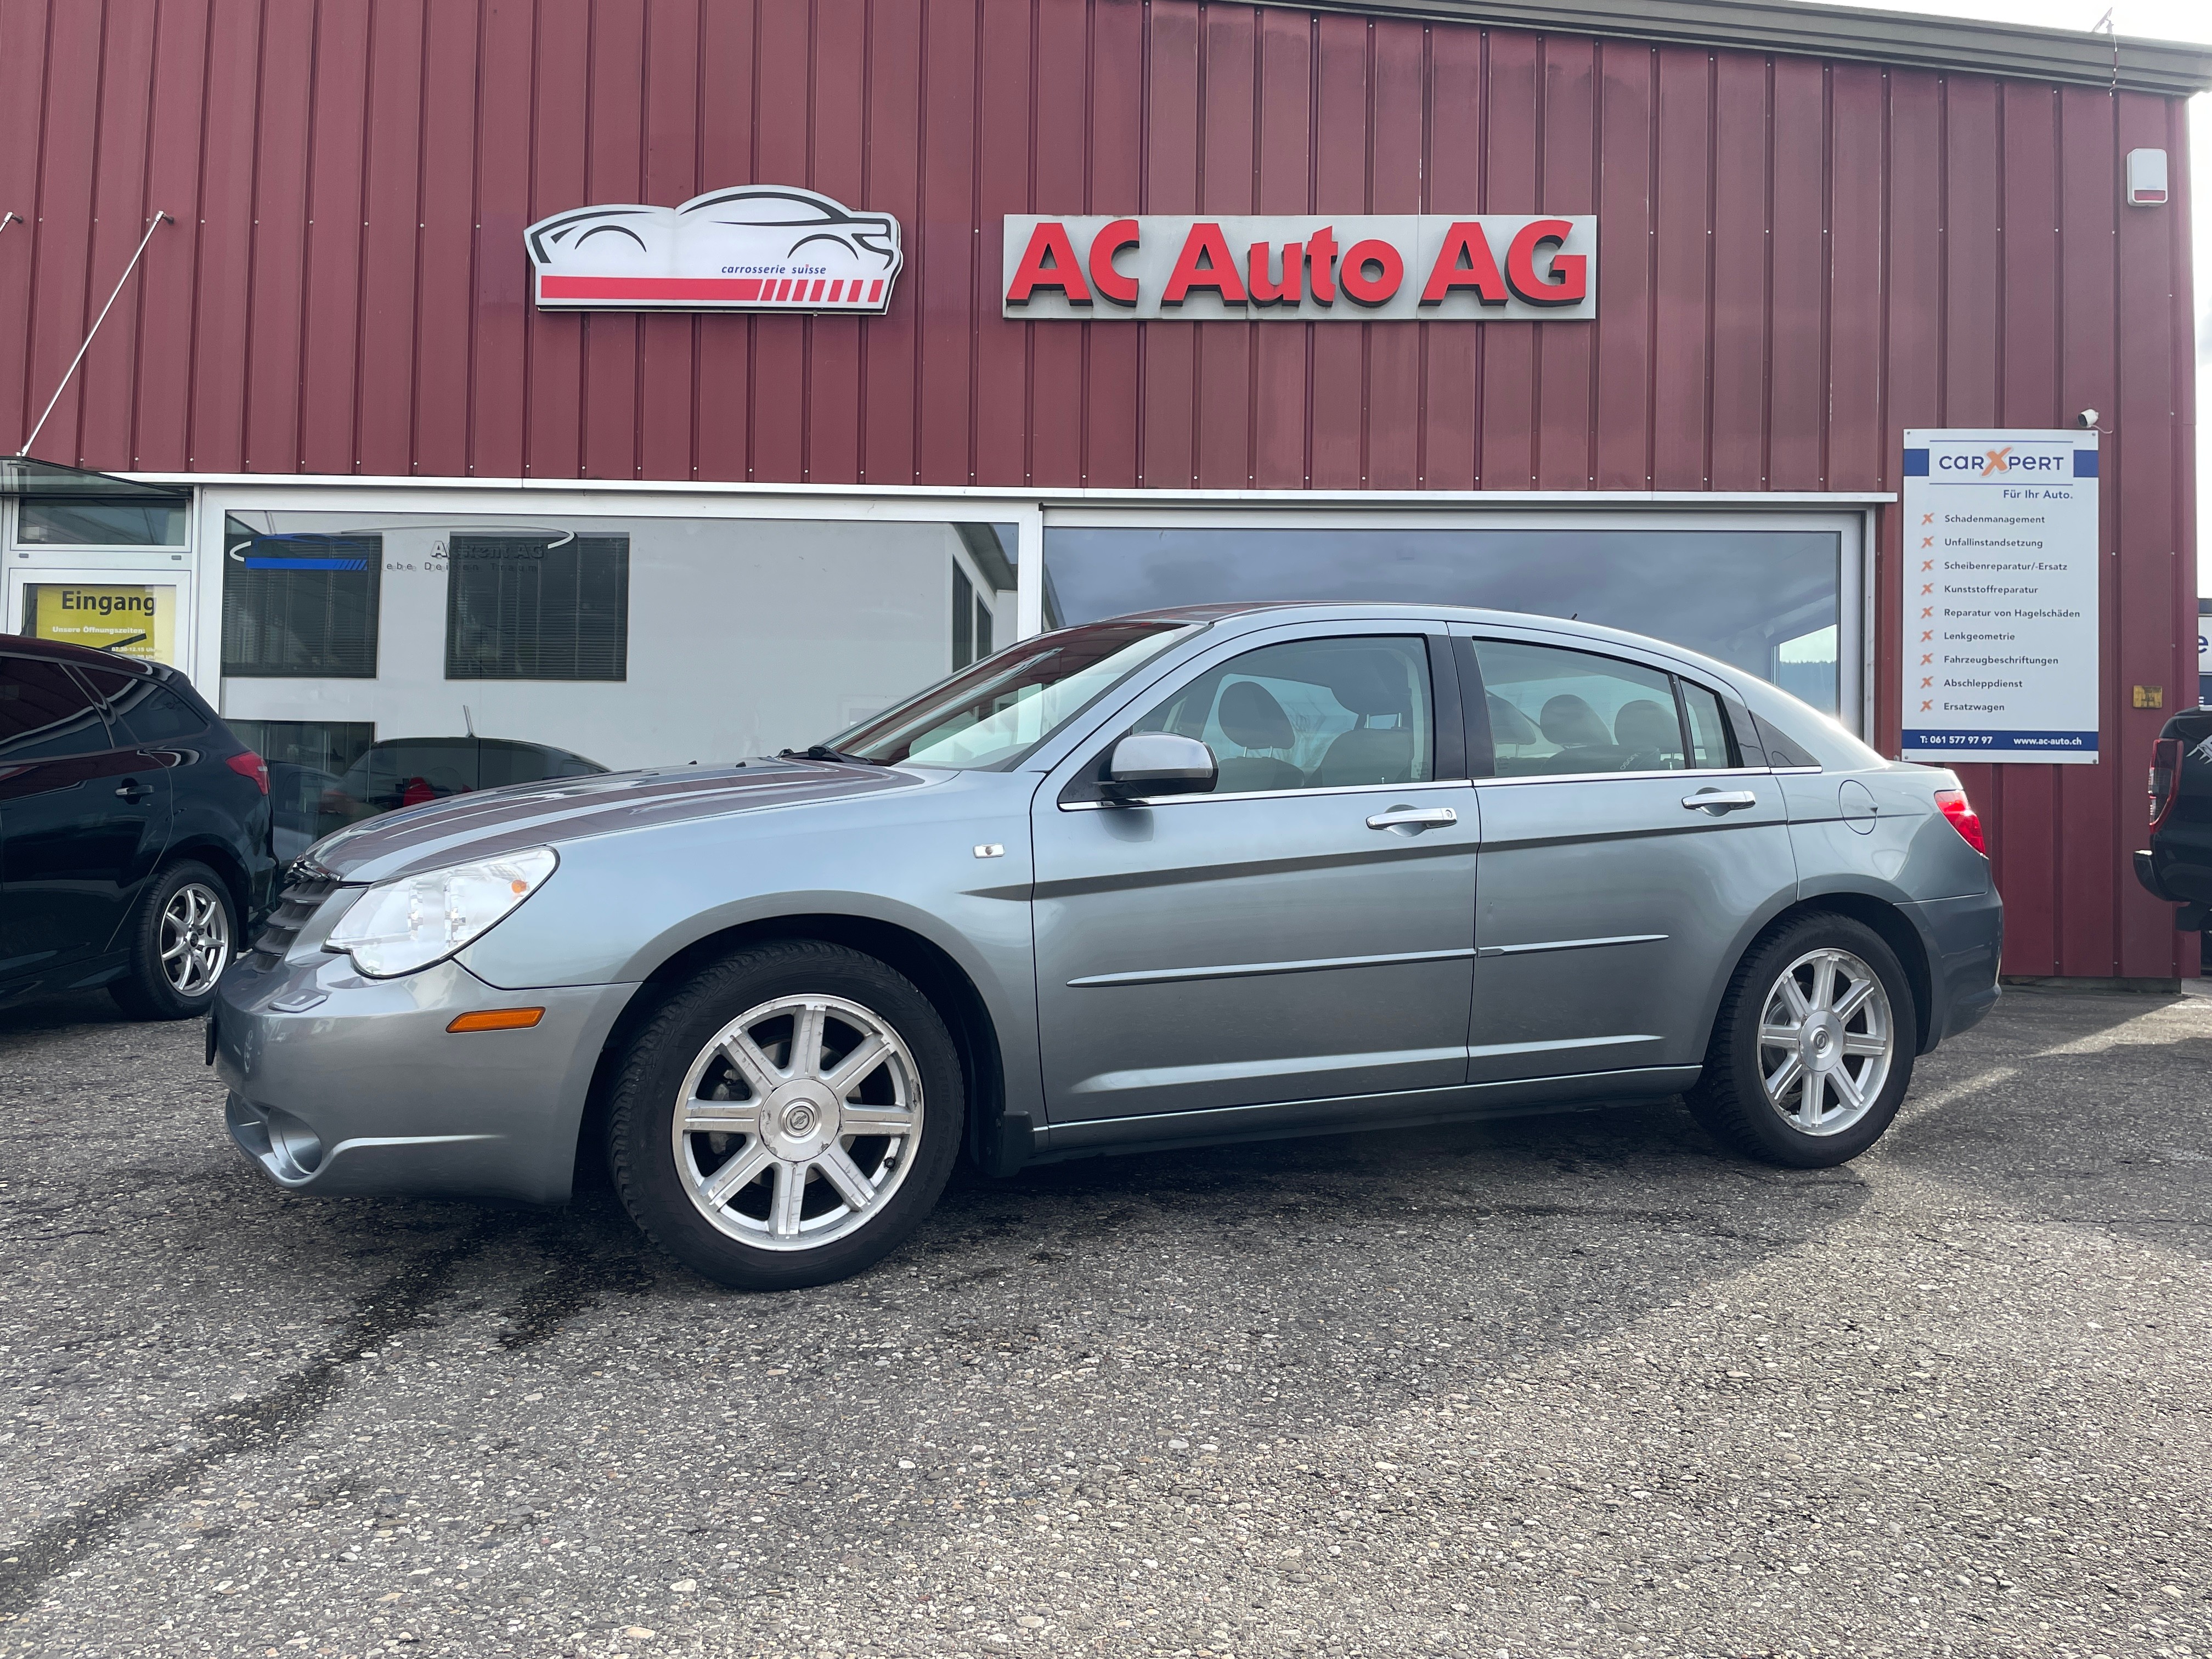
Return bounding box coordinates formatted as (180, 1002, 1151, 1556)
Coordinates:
(2076, 409, 2100, 429)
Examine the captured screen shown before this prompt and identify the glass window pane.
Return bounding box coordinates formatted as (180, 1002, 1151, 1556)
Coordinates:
(222, 521, 382, 677)
(0, 656, 110, 761)
(16, 498, 186, 546)
(1041, 526, 1843, 714)
(1474, 640, 1687, 777)
(1681, 681, 1734, 768)
(1136, 635, 1433, 792)
(75, 666, 210, 744)
(446, 535, 629, 681)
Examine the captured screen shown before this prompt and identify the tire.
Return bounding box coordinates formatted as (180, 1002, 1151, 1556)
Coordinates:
(608, 941, 965, 1291)
(1684, 912, 1917, 1169)
(109, 860, 239, 1022)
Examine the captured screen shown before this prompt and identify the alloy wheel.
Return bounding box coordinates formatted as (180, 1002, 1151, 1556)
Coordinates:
(670, 994, 924, 1251)
(161, 882, 233, 997)
(1754, 946, 1894, 1135)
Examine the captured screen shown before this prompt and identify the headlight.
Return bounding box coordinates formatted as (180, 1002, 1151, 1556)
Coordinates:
(325, 847, 558, 978)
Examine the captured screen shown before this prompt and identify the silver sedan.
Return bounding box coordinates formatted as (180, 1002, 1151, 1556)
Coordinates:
(213, 605, 2002, 1290)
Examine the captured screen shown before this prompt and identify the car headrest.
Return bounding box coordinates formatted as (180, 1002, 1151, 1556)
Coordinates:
(1322, 652, 1410, 718)
(1217, 679, 1296, 752)
(1486, 694, 1541, 747)
(1539, 693, 1610, 748)
(1613, 698, 1678, 753)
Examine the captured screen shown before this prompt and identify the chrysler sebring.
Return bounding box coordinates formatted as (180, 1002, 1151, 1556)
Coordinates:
(213, 604, 2001, 1290)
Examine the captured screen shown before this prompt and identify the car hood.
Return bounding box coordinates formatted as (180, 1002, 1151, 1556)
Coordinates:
(297, 758, 927, 884)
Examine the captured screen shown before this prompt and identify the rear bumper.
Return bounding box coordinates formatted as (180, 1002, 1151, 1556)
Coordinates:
(213, 951, 635, 1206)
(2134, 846, 2212, 911)
(1905, 886, 2003, 1049)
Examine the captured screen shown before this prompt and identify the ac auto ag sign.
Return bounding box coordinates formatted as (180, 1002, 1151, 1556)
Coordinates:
(1002, 215, 1595, 320)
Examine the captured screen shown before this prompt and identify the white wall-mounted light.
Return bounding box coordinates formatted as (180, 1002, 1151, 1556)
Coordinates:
(2125, 148, 2169, 207)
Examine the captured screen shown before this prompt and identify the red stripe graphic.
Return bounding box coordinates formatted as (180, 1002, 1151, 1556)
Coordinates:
(534, 274, 890, 307)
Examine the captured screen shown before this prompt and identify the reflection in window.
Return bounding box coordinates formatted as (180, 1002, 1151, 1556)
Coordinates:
(16, 498, 187, 546)
(446, 535, 629, 681)
(222, 520, 382, 677)
(1136, 636, 1434, 792)
(1042, 526, 1843, 714)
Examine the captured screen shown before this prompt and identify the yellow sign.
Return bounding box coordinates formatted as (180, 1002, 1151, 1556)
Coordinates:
(27, 583, 178, 664)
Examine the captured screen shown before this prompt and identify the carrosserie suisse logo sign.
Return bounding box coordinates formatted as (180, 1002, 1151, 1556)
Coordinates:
(1001, 215, 1596, 321)
(527, 187, 904, 313)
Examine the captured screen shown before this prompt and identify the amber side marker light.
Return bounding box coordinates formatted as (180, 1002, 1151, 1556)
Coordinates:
(447, 1008, 545, 1034)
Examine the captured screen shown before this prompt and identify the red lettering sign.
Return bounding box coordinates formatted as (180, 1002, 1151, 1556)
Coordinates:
(1248, 241, 1302, 306)
(1339, 239, 1403, 307)
(1161, 223, 1249, 306)
(1088, 219, 1142, 307)
(1419, 222, 1509, 306)
(1006, 221, 1091, 306)
(1504, 218, 1586, 307)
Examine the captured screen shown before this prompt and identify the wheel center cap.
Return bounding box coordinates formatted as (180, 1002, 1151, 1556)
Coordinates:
(1802, 1014, 1843, 1070)
(760, 1081, 839, 1160)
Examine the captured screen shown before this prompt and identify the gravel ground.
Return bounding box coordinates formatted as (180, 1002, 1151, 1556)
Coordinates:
(1, 983, 2208, 1659)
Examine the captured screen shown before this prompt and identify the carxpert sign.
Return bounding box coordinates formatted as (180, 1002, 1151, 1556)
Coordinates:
(1002, 216, 1596, 321)
(1901, 429, 2101, 764)
(526, 187, 903, 313)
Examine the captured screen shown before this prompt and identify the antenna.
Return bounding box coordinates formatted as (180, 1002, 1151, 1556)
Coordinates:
(463, 705, 476, 737)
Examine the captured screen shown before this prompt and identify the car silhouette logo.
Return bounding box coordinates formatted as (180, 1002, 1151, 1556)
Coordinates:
(526, 185, 904, 313)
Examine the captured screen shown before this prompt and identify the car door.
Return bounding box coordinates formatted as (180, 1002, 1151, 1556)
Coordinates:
(1031, 627, 1480, 1123)
(0, 653, 173, 983)
(1461, 631, 1795, 1084)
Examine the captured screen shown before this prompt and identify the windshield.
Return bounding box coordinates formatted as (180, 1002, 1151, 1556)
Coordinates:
(827, 621, 1198, 768)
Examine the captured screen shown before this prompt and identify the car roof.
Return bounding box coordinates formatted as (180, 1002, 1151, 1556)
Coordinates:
(0, 634, 164, 676)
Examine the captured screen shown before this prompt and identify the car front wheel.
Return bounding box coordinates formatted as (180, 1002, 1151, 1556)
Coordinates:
(608, 941, 964, 1291)
(1685, 913, 1917, 1168)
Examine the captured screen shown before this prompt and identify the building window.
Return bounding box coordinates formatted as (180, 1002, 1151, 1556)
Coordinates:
(1043, 524, 1847, 715)
(445, 534, 629, 681)
(221, 520, 382, 678)
(15, 497, 187, 547)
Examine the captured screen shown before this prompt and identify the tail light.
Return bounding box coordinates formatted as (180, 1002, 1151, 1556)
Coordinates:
(227, 750, 270, 794)
(1933, 787, 1986, 855)
(2149, 737, 2182, 827)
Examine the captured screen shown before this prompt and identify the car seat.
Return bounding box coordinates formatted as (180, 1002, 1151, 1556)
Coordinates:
(1611, 698, 1680, 771)
(1311, 652, 1419, 787)
(1212, 679, 1305, 793)
(1538, 693, 1618, 771)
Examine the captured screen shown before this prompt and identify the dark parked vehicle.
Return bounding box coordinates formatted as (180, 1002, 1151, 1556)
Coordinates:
(2134, 706, 2212, 931)
(314, 737, 607, 834)
(0, 637, 274, 1019)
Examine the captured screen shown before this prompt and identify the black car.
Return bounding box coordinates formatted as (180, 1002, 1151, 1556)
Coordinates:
(0, 637, 274, 1019)
(2134, 705, 2212, 932)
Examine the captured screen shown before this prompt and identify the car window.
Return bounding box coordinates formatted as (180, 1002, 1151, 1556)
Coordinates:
(76, 667, 210, 746)
(0, 657, 112, 763)
(1134, 635, 1434, 793)
(365, 741, 480, 809)
(1473, 640, 1689, 777)
(1680, 682, 1736, 769)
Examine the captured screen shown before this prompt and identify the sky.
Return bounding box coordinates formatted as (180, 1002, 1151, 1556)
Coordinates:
(1844, 0, 2209, 591)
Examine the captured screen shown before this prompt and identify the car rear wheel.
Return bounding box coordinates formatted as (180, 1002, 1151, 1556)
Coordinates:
(1685, 913, 1916, 1168)
(110, 861, 238, 1022)
(608, 941, 964, 1291)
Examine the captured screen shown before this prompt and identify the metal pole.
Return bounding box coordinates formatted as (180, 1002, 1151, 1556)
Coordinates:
(16, 210, 172, 458)
(0, 213, 22, 235)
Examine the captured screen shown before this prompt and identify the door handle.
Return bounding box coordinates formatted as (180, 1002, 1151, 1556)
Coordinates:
(1365, 805, 1458, 831)
(1682, 789, 1758, 814)
(115, 780, 151, 803)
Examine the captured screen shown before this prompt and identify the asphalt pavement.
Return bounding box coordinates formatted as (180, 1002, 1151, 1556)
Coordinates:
(1, 982, 2207, 1659)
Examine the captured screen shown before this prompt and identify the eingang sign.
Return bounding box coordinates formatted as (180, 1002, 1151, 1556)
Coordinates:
(1002, 215, 1596, 321)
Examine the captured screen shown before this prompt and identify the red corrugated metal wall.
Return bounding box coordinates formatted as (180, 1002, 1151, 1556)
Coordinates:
(0, 0, 2196, 979)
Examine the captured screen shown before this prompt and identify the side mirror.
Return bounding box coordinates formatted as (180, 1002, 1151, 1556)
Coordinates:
(1102, 733, 1217, 803)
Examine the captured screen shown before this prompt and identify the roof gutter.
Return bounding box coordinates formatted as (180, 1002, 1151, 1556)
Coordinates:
(1262, 0, 2212, 97)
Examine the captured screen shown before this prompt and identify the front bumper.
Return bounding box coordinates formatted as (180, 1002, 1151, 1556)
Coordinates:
(213, 950, 635, 1206)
